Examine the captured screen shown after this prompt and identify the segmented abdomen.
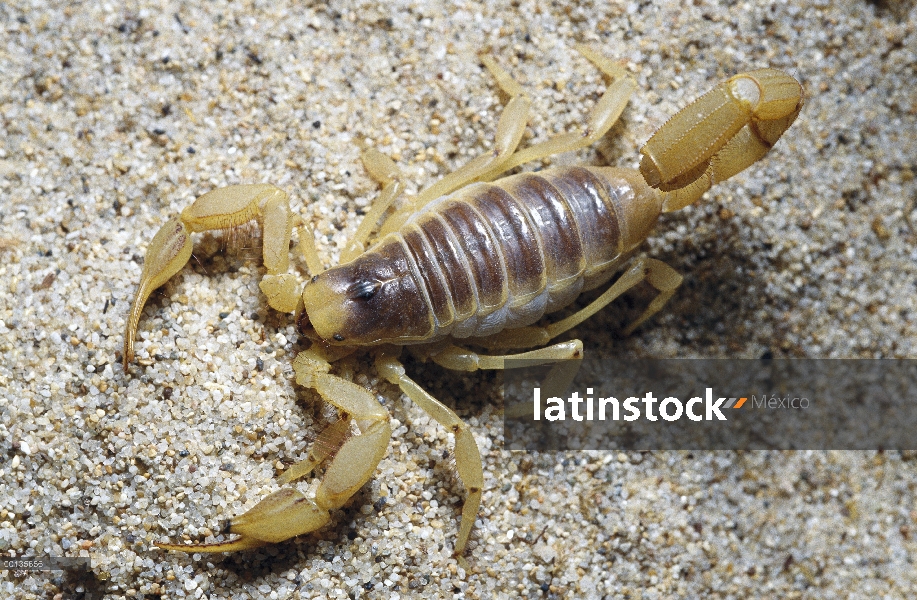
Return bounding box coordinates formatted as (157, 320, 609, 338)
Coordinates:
(393, 166, 661, 340)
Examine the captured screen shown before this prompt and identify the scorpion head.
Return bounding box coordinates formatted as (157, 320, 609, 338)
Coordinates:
(298, 238, 435, 346)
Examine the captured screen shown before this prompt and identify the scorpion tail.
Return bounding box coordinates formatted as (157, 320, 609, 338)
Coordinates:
(638, 68, 803, 212)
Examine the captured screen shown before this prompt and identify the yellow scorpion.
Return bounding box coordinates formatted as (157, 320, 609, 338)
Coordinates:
(123, 47, 802, 556)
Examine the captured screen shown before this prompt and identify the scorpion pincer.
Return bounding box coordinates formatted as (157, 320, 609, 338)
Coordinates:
(122, 46, 802, 557)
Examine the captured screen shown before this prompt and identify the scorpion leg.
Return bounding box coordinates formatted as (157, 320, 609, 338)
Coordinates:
(478, 45, 636, 182)
(378, 53, 533, 237)
(157, 347, 391, 552)
(426, 339, 583, 371)
(416, 342, 586, 421)
(409, 54, 531, 204)
(476, 257, 683, 350)
(640, 68, 803, 211)
(423, 341, 586, 432)
(294, 217, 325, 277)
(123, 184, 295, 369)
(539, 257, 682, 339)
(340, 148, 406, 263)
(375, 352, 483, 561)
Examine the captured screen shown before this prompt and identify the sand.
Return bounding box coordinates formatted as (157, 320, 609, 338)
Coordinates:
(2, 0, 916, 598)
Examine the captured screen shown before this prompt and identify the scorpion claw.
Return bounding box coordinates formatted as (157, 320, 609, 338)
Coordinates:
(228, 488, 332, 544)
(156, 488, 332, 553)
(122, 184, 296, 370)
(156, 361, 393, 553)
(123, 216, 193, 370)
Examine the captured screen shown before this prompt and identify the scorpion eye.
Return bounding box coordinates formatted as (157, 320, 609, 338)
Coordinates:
(348, 279, 379, 301)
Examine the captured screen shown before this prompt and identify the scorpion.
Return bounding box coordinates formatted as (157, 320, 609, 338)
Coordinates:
(122, 46, 802, 557)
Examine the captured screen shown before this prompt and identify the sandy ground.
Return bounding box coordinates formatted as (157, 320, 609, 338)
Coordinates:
(2, 0, 917, 598)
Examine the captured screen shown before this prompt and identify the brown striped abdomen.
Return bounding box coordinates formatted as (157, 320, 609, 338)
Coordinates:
(393, 166, 664, 341)
(299, 166, 663, 346)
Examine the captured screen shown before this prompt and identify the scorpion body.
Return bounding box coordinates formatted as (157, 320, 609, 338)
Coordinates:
(123, 48, 802, 558)
(302, 167, 660, 346)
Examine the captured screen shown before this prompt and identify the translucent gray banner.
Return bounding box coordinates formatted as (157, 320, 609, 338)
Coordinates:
(503, 359, 917, 450)
(0, 556, 91, 572)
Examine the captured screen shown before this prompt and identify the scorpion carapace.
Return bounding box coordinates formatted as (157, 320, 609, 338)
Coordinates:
(122, 47, 802, 557)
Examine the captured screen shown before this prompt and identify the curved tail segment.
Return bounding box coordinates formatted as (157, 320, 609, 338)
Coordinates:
(639, 69, 803, 213)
